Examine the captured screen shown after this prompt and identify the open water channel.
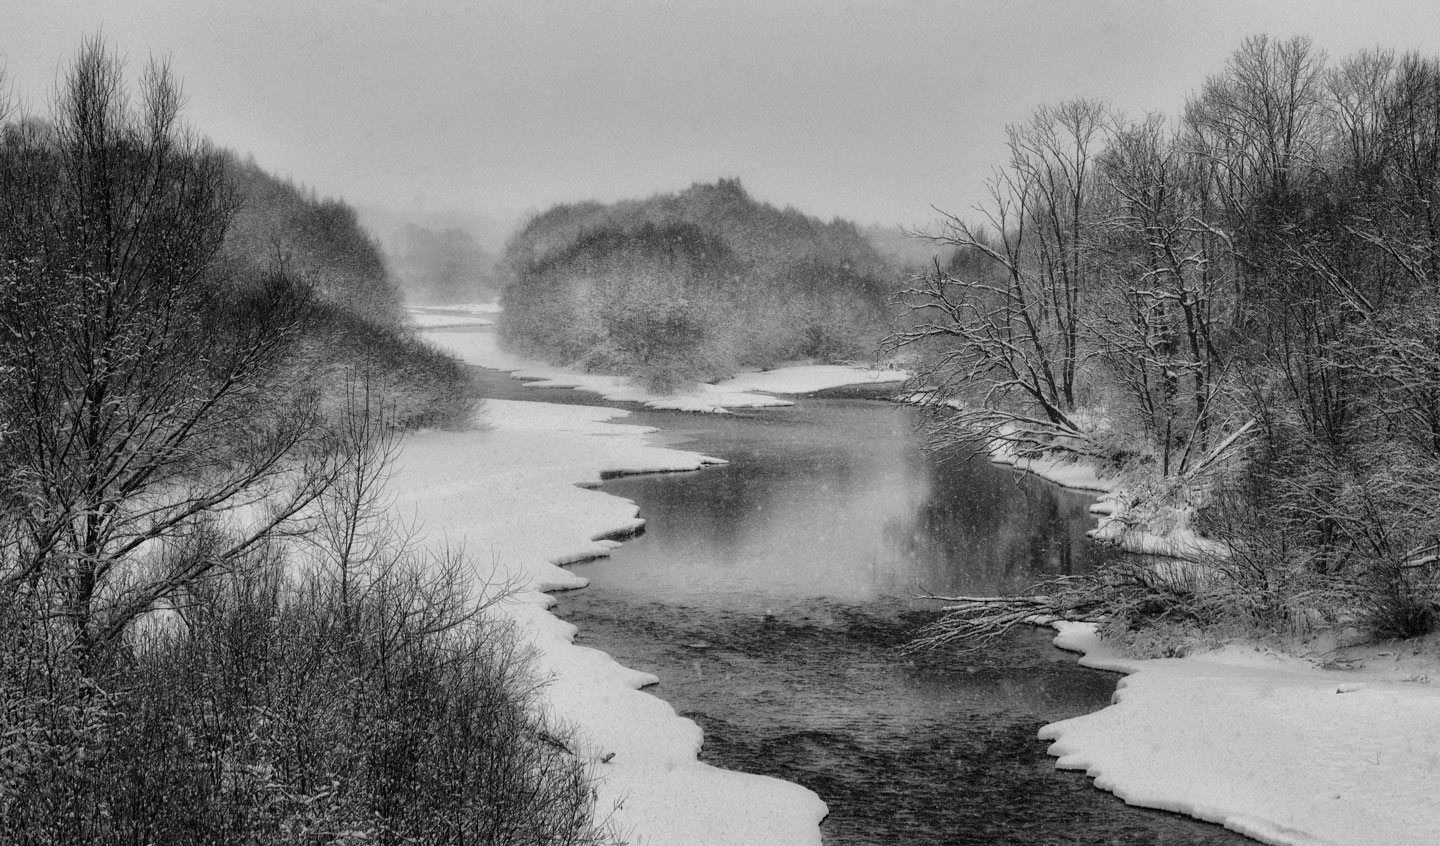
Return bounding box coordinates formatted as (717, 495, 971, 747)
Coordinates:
(456, 333, 1249, 845)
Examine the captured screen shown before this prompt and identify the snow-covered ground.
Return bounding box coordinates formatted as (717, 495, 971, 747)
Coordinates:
(389, 399, 827, 845)
(421, 326, 907, 413)
(1043, 622, 1440, 845)
(985, 436, 1232, 560)
(405, 345, 1440, 843)
(985, 441, 1440, 843)
(714, 364, 907, 395)
(407, 311, 496, 328)
(403, 303, 504, 328)
(986, 438, 1119, 494)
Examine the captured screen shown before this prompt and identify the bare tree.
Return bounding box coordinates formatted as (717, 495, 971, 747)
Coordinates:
(0, 40, 339, 662)
(1186, 35, 1330, 229)
(1090, 114, 1237, 475)
(890, 99, 1108, 455)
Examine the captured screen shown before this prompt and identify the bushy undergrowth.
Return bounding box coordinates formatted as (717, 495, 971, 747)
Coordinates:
(221, 153, 474, 431)
(0, 39, 563, 846)
(306, 303, 477, 430)
(0, 553, 613, 846)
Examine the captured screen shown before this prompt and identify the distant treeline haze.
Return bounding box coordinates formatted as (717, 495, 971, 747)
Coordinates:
(384, 222, 501, 305)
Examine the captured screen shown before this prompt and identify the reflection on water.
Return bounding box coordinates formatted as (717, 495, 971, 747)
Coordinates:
(546, 396, 1248, 845)
(583, 400, 1103, 608)
(450, 348, 1242, 843)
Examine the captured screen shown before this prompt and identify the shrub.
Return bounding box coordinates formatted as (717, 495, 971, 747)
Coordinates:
(0, 551, 614, 846)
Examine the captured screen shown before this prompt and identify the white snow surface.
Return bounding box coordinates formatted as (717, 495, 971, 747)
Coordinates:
(388, 400, 827, 846)
(713, 364, 907, 395)
(423, 328, 906, 412)
(1042, 622, 1440, 845)
(989, 436, 1440, 843)
(406, 311, 496, 328)
(986, 439, 1230, 559)
(987, 439, 1118, 494)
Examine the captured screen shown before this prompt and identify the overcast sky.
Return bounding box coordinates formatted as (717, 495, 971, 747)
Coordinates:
(8, 1, 1440, 235)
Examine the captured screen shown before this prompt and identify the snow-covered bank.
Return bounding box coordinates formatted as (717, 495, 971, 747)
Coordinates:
(713, 364, 908, 395)
(986, 439, 1440, 843)
(1041, 622, 1440, 845)
(407, 311, 495, 328)
(388, 400, 826, 845)
(424, 327, 907, 413)
(985, 438, 1232, 560)
(986, 439, 1118, 495)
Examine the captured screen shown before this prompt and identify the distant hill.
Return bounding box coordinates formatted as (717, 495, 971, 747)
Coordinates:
(499, 179, 899, 390)
(220, 154, 470, 426)
(222, 155, 402, 325)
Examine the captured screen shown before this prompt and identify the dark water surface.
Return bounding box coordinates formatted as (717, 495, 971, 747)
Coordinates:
(457, 338, 1249, 845)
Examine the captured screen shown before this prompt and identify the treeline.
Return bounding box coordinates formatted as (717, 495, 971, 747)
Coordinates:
(898, 36, 1440, 643)
(500, 178, 896, 390)
(0, 41, 610, 844)
(220, 155, 471, 427)
(385, 222, 501, 304)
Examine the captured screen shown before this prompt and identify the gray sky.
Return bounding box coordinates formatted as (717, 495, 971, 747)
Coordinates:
(8, 1, 1440, 234)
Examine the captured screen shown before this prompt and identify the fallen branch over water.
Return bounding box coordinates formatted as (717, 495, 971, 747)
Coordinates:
(906, 578, 1112, 654)
(907, 562, 1214, 654)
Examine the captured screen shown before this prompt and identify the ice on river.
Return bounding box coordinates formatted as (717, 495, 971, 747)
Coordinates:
(388, 399, 827, 846)
(423, 327, 907, 412)
(406, 311, 496, 328)
(1042, 621, 1440, 845)
(713, 363, 907, 394)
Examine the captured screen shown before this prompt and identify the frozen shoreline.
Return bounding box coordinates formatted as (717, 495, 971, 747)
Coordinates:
(988, 444, 1440, 844)
(389, 399, 827, 845)
(421, 322, 906, 413)
(1042, 622, 1440, 845)
(411, 322, 1440, 843)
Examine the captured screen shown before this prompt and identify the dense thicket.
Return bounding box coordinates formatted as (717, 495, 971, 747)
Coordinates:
(222, 155, 402, 324)
(500, 179, 896, 390)
(219, 156, 471, 426)
(897, 36, 1440, 642)
(216, 151, 469, 425)
(0, 41, 608, 844)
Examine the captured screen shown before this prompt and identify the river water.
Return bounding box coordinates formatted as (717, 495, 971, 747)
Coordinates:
(451, 329, 1249, 845)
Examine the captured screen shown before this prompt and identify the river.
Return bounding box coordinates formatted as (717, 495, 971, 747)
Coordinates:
(461, 352, 1250, 845)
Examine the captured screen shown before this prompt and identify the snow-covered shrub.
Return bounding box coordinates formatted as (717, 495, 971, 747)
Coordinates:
(0, 548, 614, 846)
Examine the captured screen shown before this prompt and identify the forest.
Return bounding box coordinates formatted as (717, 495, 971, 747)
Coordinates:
(499, 179, 898, 390)
(901, 35, 1440, 650)
(0, 41, 610, 844)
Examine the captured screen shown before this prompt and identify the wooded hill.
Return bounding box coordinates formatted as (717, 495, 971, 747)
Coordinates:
(499, 179, 898, 390)
(220, 153, 471, 426)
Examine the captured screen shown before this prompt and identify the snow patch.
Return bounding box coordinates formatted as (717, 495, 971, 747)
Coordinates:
(987, 439, 1119, 494)
(424, 328, 907, 413)
(406, 310, 496, 328)
(713, 364, 908, 395)
(1042, 621, 1440, 845)
(388, 399, 826, 845)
